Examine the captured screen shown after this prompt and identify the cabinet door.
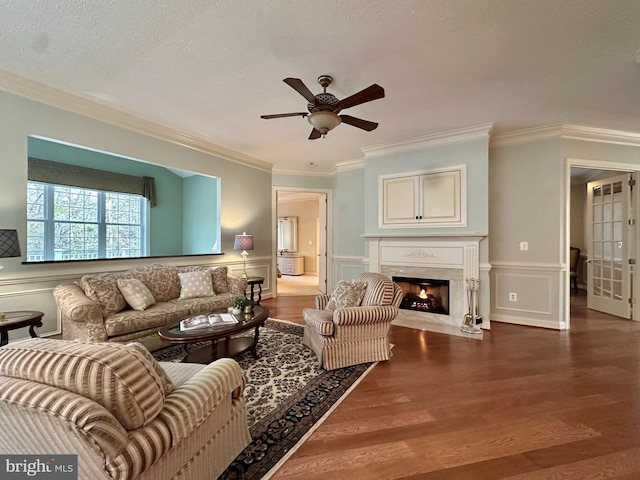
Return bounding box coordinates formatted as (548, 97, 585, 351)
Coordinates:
(382, 176, 420, 224)
(419, 170, 461, 224)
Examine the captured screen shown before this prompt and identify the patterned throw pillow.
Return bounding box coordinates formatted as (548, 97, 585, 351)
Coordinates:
(179, 270, 215, 299)
(81, 273, 130, 316)
(211, 266, 230, 294)
(325, 280, 367, 311)
(117, 278, 156, 311)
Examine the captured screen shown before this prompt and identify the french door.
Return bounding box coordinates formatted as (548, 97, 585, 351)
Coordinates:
(586, 174, 632, 318)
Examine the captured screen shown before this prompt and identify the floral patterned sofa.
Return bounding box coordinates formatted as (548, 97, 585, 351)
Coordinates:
(53, 264, 247, 351)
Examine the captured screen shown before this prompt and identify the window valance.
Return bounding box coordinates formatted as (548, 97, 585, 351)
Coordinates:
(28, 157, 156, 207)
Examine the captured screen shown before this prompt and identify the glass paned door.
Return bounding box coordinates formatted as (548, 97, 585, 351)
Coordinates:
(586, 174, 631, 318)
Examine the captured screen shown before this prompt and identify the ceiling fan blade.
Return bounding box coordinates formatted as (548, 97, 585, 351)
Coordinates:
(340, 115, 379, 131)
(261, 112, 308, 119)
(309, 128, 322, 140)
(283, 78, 317, 103)
(339, 84, 385, 109)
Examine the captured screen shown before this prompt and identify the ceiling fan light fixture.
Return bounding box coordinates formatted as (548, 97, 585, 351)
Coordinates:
(307, 111, 341, 135)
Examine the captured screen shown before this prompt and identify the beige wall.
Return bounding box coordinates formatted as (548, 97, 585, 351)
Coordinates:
(277, 199, 319, 274)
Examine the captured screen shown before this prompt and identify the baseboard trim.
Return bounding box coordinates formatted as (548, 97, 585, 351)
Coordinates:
(491, 313, 567, 330)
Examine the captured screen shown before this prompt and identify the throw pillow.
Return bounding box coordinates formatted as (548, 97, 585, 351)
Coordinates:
(124, 342, 175, 395)
(117, 278, 156, 311)
(211, 266, 230, 294)
(325, 280, 367, 311)
(179, 270, 215, 299)
(81, 273, 131, 316)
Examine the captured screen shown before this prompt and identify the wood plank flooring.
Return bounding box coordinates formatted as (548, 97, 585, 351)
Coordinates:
(261, 291, 640, 479)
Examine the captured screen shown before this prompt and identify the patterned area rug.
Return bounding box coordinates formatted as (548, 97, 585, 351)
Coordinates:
(153, 318, 374, 480)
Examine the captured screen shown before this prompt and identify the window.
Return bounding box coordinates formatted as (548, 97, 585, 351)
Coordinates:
(27, 182, 147, 261)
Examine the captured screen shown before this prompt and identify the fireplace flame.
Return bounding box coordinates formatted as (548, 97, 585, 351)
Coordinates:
(419, 289, 428, 299)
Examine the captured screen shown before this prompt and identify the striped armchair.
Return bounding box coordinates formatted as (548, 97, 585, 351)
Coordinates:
(0, 338, 251, 480)
(302, 272, 403, 370)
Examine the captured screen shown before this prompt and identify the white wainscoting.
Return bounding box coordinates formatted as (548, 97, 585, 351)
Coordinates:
(228, 258, 272, 300)
(490, 261, 566, 329)
(0, 288, 60, 340)
(331, 255, 367, 285)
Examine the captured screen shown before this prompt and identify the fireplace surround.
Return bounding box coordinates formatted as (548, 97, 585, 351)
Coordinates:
(366, 235, 486, 337)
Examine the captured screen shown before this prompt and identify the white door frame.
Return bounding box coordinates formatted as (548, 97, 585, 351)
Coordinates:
(272, 186, 332, 298)
(565, 158, 640, 327)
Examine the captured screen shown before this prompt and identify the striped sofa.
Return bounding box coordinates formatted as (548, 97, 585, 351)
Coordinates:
(302, 272, 403, 370)
(0, 338, 251, 480)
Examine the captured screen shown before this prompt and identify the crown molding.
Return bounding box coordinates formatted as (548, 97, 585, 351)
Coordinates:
(360, 123, 494, 158)
(0, 70, 273, 172)
(491, 124, 640, 148)
(271, 164, 332, 176)
(332, 159, 365, 174)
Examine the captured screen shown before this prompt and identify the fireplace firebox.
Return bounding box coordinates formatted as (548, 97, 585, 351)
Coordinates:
(393, 276, 450, 315)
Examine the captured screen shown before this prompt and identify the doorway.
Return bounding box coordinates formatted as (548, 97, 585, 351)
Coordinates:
(274, 188, 330, 297)
(568, 163, 638, 323)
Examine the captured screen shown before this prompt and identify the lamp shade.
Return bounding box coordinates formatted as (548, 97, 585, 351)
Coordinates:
(233, 232, 254, 251)
(307, 111, 341, 135)
(0, 230, 20, 258)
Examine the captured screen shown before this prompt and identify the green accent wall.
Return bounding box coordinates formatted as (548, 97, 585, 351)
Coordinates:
(363, 138, 490, 236)
(333, 168, 365, 256)
(183, 175, 220, 254)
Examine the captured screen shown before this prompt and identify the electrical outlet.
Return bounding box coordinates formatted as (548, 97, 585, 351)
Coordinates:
(519, 242, 528, 251)
(509, 292, 517, 302)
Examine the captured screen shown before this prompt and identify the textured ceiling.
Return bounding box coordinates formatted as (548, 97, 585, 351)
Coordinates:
(1, 0, 639, 173)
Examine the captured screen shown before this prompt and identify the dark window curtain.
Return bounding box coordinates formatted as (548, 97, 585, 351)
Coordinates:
(28, 158, 156, 206)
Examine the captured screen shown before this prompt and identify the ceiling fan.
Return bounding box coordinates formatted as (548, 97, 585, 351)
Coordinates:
(261, 75, 385, 140)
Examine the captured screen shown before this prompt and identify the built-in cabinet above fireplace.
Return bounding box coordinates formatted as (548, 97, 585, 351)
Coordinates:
(379, 165, 467, 228)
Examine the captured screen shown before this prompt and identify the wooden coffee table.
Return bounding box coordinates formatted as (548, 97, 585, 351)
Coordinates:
(158, 306, 269, 364)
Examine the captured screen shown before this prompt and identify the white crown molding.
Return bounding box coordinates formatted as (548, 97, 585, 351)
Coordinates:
(332, 159, 365, 174)
(0, 70, 273, 172)
(360, 123, 494, 158)
(271, 164, 332, 176)
(491, 124, 640, 148)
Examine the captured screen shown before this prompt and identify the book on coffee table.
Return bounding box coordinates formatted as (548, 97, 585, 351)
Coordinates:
(180, 313, 238, 331)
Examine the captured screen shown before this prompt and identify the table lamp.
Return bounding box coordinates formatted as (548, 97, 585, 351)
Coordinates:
(0, 229, 21, 321)
(234, 232, 254, 279)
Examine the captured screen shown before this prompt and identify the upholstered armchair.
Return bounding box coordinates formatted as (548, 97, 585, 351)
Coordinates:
(0, 338, 251, 480)
(302, 272, 403, 370)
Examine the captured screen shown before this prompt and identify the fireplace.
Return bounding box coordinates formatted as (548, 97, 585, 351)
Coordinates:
(393, 276, 449, 315)
(365, 235, 485, 336)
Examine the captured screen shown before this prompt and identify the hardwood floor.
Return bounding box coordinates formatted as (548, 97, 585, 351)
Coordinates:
(262, 291, 640, 479)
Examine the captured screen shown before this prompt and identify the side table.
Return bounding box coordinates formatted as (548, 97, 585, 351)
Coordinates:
(245, 277, 264, 306)
(0, 311, 44, 347)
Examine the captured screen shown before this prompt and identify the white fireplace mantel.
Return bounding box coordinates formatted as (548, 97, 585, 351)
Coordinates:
(366, 234, 487, 336)
(365, 235, 486, 281)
